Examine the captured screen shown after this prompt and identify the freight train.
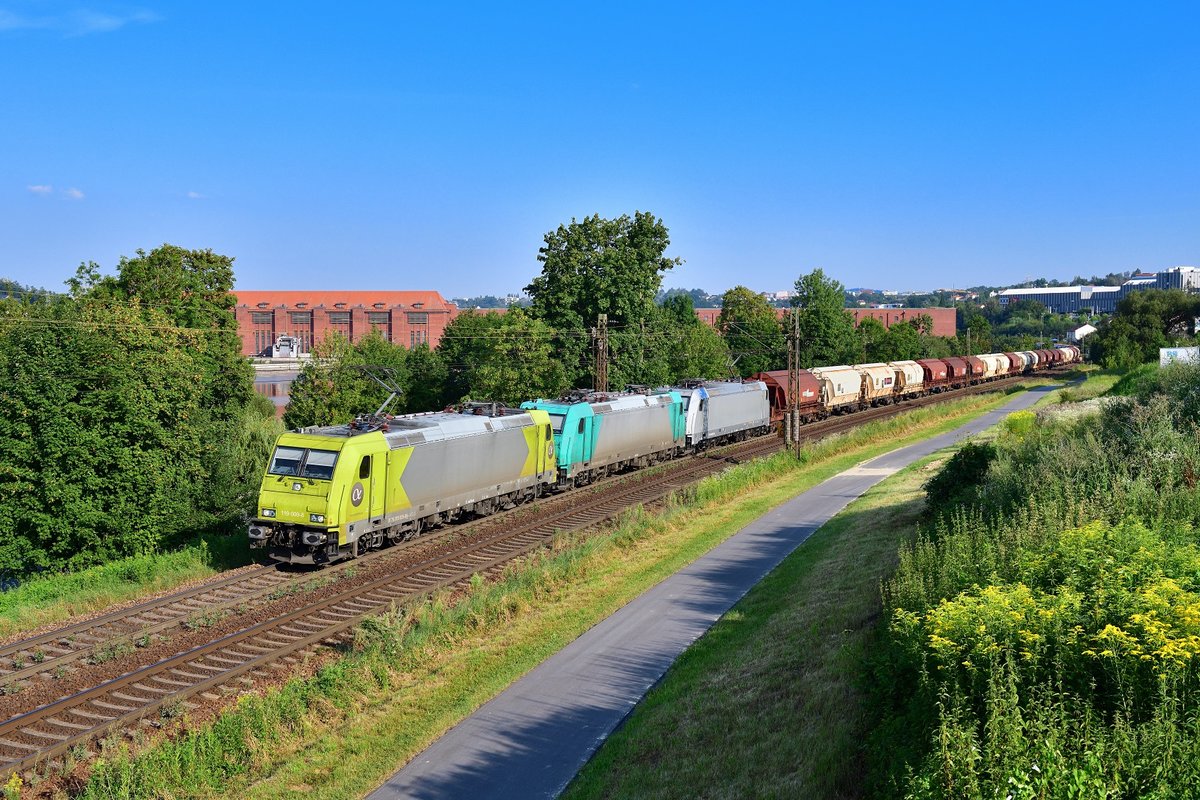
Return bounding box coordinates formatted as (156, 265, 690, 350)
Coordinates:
(249, 346, 1079, 564)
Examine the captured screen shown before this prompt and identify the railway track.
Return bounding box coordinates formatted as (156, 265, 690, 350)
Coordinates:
(0, 370, 1052, 775)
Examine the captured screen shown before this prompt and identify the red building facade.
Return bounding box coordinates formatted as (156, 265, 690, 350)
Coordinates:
(232, 291, 457, 356)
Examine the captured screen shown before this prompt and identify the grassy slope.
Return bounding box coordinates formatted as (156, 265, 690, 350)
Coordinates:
(0, 536, 250, 640)
(79, 387, 1044, 800)
(563, 454, 940, 800)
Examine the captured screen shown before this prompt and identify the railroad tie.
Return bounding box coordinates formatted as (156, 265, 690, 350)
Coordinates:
(62, 708, 115, 722)
(92, 700, 137, 713)
(40, 717, 91, 732)
(199, 653, 245, 667)
(0, 736, 41, 752)
(146, 676, 193, 689)
(128, 682, 171, 695)
(20, 727, 70, 743)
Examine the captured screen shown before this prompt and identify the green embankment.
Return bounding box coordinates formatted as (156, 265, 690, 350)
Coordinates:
(869, 362, 1200, 797)
(0, 537, 250, 640)
(79, 387, 1041, 799)
(564, 450, 945, 799)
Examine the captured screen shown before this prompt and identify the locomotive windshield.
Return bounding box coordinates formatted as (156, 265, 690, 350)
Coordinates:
(300, 449, 339, 479)
(268, 446, 340, 480)
(268, 446, 304, 476)
(548, 414, 565, 433)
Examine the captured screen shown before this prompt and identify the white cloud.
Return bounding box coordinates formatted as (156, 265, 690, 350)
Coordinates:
(186, 190, 205, 200)
(0, 7, 160, 36)
(63, 187, 85, 200)
(27, 184, 53, 195)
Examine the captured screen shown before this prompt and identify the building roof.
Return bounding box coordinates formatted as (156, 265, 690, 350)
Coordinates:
(998, 286, 1084, 295)
(232, 290, 455, 311)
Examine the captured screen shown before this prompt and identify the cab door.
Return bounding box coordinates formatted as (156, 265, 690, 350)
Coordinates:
(367, 454, 384, 521)
(352, 453, 384, 525)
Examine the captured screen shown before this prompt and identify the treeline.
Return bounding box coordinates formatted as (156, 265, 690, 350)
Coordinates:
(868, 365, 1200, 796)
(284, 215, 967, 429)
(0, 246, 279, 576)
(1089, 288, 1200, 369)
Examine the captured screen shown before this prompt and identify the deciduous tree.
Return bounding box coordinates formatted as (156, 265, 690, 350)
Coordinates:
(791, 269, 861, 367)
(526, 212, 680, 384)
(719, 286, 785, 377)
(437, 309, 569, 404)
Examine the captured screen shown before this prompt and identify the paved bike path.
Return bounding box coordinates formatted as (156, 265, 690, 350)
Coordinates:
(369, 386, 1053, 799)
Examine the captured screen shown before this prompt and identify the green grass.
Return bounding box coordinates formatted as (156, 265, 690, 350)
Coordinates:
(78, 387, 1044, 800)
(1106, 361, 1159, 396)
(0, 535, 252, 640)
(563, 454, 943, 800)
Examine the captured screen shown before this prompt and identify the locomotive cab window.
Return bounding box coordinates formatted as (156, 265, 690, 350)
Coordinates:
(300, 449, 339, 480)
(578, 419, 586, 434)
(269, 447, 340, 480)
(549, 414, 565, 433)
(359, 456, 370, 479)
(268, 446, 305, 476)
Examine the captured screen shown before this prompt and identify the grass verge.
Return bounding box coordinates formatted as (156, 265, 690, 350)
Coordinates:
(0, 536, 251, 641)
(563, 451, 945, 800)
(77, 386, 1046, 800)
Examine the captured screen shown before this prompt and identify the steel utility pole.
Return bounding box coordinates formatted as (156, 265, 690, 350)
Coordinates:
(593, 313, 608, 393)
(786, 309, 801, 458)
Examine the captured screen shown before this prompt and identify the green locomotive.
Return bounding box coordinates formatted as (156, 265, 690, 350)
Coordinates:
(249, 404, 556, 565)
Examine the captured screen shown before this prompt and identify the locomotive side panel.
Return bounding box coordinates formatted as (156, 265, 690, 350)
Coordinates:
(591, 396, 682, 466)
(689, 381, 769, 445)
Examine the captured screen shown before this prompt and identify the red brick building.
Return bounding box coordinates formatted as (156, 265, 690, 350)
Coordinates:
(232, 291, 457, 356)
(693, 306, 957, 338)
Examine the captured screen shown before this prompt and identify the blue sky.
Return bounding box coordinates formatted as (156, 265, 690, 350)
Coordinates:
(2, 2, 1197, 297)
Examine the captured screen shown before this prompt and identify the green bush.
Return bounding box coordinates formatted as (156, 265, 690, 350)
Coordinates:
(921, 441, 996, 517)
(869, 366, 1200, 798)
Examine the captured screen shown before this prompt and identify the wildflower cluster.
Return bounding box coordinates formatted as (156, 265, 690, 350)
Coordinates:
(869, 365, 1200, 798)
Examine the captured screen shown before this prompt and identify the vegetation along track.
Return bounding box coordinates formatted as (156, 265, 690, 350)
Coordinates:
(0, 370, 1048, 775)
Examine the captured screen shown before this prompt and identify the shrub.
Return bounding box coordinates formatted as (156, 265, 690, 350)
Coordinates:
(921, 441, 996, 518)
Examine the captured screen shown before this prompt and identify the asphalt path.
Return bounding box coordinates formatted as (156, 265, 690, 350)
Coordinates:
(368, 385, 1055, 800)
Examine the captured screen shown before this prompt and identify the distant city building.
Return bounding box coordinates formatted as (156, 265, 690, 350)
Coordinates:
(232, 291, 457, 356)
(694, 307, 957, 338)
(997, 267, 1200, 314)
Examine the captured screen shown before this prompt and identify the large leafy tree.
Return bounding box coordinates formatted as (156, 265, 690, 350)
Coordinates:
(437, 308, 569, 404)
(606, 297, 730, 388)
(72, 245, 252, 420)
(526, 212, 680, 384)
(719, 286, 785, 377)
(0, 298, 209, 572)
(791, 268, 861, 367)
(284, 330, 410, 429)
(400, 343, 450, 413)
(0, 245, 279, 575)
(1091, 289, 1200, 369)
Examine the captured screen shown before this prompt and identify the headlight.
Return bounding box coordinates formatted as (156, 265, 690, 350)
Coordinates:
(310, 513, 325, 523)
(262, 508, 276, 518)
